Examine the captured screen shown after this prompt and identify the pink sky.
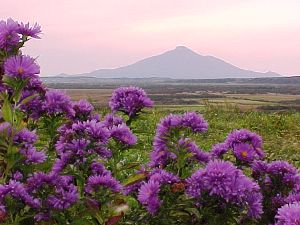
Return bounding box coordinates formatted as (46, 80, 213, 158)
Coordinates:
(2, 0, 300, 76)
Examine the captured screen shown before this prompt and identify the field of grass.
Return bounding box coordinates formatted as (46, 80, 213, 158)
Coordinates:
(64, 87, 300, 167)
(97, 105, 300, 169)
(63, 88, 300, 111)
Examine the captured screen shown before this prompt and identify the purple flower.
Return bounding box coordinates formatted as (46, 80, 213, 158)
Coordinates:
(19, 94, 44, 120)
(149, 147, 176, 168)
(150, 112, 209, 168)
(210, 142, 229, 158)
(18, 22, 41, 39)
(137, 169, 179, 214)
(181, 112, 208, 133)
(149, 169, 180, 184)
(177, 138, 210, 164)
(72, 99, 94, 120)
(186, 160, 263, 219)
(42, 89, 75, 117)
(109, 123, 137, 145)
(71, 120, 110, 143)
(50, 153, 71, 175)
(275, 202, 300, 225)
(233, 143, 257, 163)
(251, 160, 268, 180)
(14, 128, 37, 145)
(85, 174, 122, 193)
(19, 146, 46, 164)
(0, 18, 20, 49)
(286, 192, 300, 205)
(12, 171, 23, 181)
(102, 113, 124, 129)
(225, 129, 265, 159)
(267, 161, 299, 187)
(4, 55, 40, 79)
(138, 181, 161, 215)
(90, 161, 111, 176)
(47, 184, 78, 210)
(109, 86, 153, 117)
(93, 146, 112, 158)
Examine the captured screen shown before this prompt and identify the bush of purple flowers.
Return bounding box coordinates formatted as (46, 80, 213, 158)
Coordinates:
(0, 18, 299, 225)
(109, 86, 153, 124)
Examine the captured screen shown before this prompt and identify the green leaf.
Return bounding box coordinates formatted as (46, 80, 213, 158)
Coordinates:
(123, 173, 147, 186)
(17, 94, 38, 107)
(1, 98, 13, 123)
(184, 208, 201, 219)
(119, 162, 141, 171)
(2, 76, 17, 89)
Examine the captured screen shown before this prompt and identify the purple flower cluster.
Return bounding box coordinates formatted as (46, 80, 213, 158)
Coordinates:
(252, 160, 300, 192)
(0, 18, 41, 50)
(138, 169, 180, 214)
(211, 129, 265, 164)
(15, 77, 46, 120)
(109, 123, 137, 145)
(150, 112, 208, 167)
(42, 89, 75, 117)
(19, 146, 46, 164)
(210, 142, 228, 158)
(54, 120, 111, 173)
(25, 172, 78, 220)
(0, 180, 41, 214)
(85, 162, 122, 201)
(109, 86, 153, 117)
(14, 127, 37, 145)
(72, 99, 94, 121)
(250, 160, 300, 222)
(102, 113, 137, 145)
(138, 181, 161, 215)
(102, 113, 124, 129)
(14, 128, 46, 164)
(186, 160, 263, 219)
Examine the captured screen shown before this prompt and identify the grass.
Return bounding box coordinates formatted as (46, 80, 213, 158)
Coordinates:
(65, 88, 300, 111)
(99, 105, 300, 169)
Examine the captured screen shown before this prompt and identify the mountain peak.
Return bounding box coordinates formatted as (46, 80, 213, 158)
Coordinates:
(173, 46, 195, 53)
(175, 45, 190, 50)
(166, 46, 200, 57)
(83, 46, 281, 79)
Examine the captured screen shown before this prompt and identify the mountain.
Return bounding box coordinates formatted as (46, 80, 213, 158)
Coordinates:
(78, 46, 281, 79)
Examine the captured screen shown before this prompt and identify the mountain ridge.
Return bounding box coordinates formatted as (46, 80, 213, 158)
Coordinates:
(74, 46, 281, 79)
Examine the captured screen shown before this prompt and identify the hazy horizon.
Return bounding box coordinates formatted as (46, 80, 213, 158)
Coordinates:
(3, 0, 300, 76)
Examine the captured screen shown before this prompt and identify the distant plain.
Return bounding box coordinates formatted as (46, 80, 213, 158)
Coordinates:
(44, 77, 300, 112)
